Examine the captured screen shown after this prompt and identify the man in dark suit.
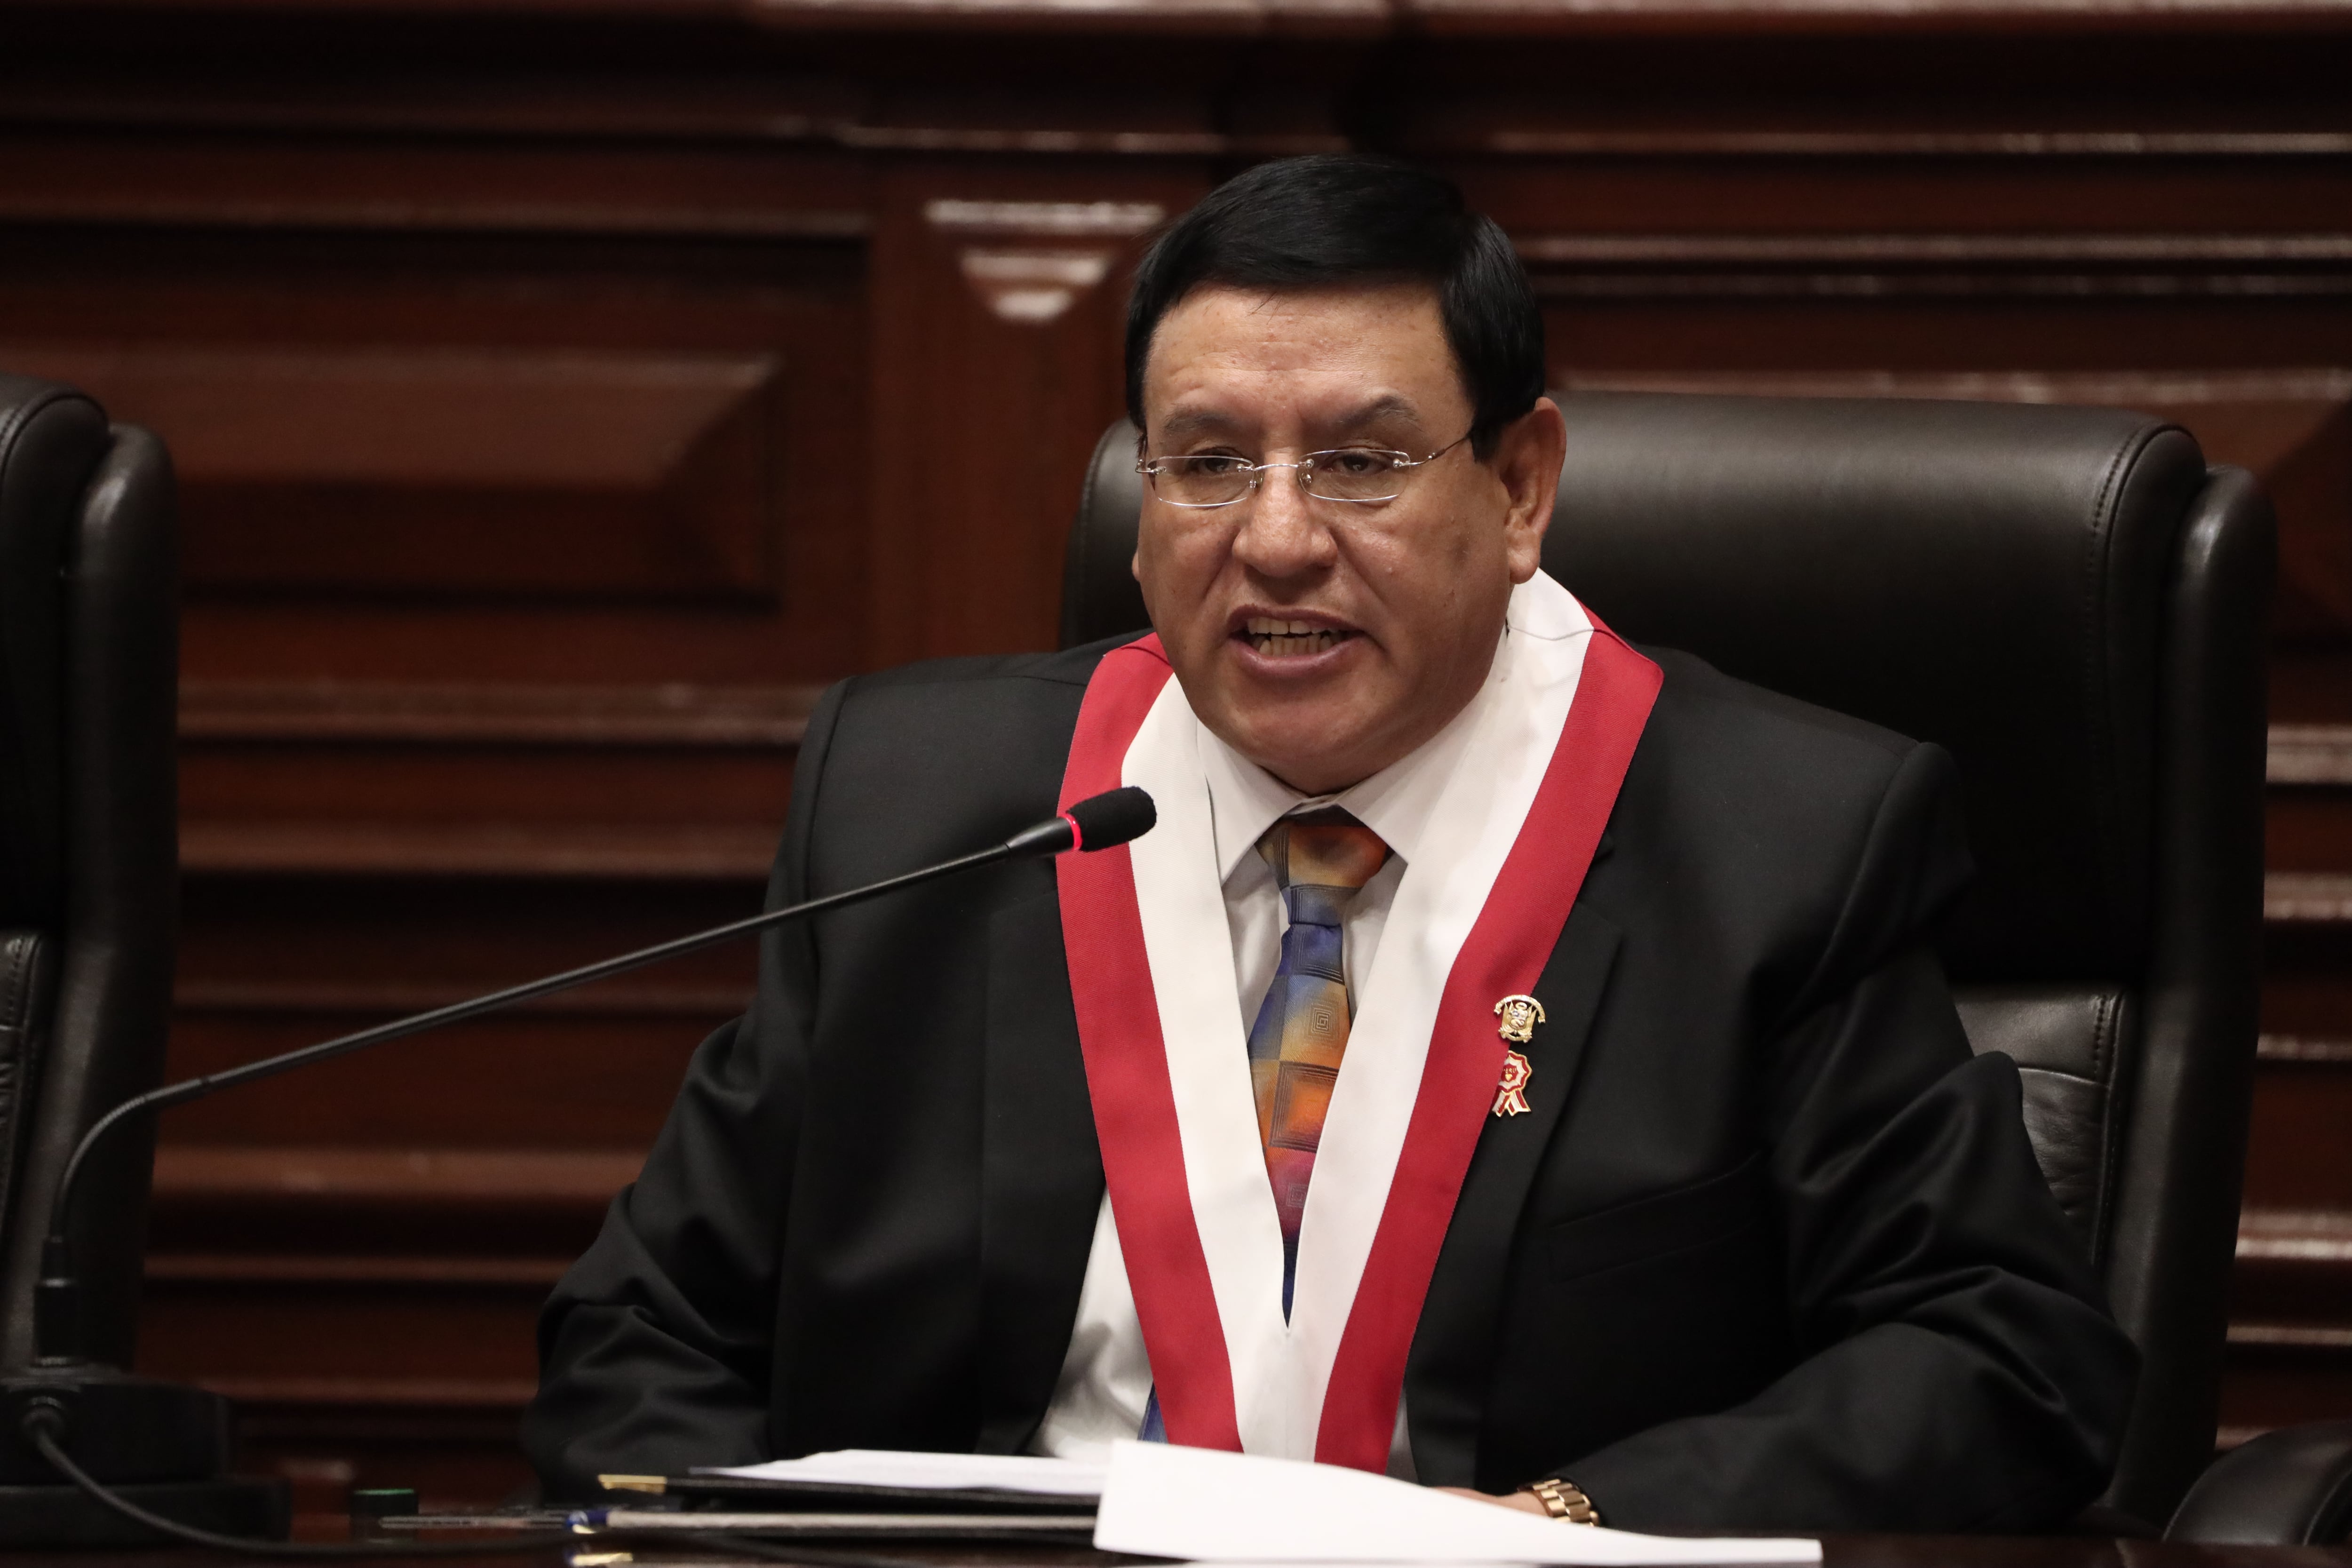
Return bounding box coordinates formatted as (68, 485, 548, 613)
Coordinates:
(525, 155, 2136, 1531)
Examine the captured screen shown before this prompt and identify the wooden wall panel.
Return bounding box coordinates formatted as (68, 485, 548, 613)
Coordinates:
(0, 345, 789, 601)
(867, 179, 1200, 661)
(1, 0, 2348, 1511)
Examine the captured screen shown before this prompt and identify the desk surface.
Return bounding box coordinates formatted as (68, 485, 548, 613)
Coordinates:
(3, 1537, 2350, 1568)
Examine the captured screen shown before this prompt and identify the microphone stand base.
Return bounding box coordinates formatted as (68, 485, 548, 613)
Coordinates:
(0, 1369, 290, 1545)
(0, 1477, 291, 1548)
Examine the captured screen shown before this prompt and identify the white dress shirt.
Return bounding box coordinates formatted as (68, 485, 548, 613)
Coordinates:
(1027, 572, 1591, 1470)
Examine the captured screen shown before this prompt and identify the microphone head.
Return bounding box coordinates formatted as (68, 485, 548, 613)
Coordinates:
(1066, 787, 1156, 852)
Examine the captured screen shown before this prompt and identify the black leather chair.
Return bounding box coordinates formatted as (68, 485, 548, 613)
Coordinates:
(0, 375, 178, 1377)
(1062, 392, 2287, 1535)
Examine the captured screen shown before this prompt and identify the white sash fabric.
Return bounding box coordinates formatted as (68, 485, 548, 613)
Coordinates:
(1055, 574, 1660, 1468)
(1123, 576, 1590, 1458)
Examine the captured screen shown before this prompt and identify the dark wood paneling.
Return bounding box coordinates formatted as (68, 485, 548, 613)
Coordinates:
(1, 345, 790, 602)
(868, 182, 1196, 661)
(0, 0, 2344, 1504)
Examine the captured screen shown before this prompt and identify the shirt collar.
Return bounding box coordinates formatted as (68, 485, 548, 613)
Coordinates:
(1195, 570, 1584, 881)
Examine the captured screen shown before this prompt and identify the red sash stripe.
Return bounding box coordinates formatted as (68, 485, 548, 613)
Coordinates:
(1313, 623, 1661, 1469)
(1057, 619, 1661, 1468)
(1057, 635, 1244, 1452)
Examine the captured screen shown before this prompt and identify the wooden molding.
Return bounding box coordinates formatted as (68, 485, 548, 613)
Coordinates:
(922, 199, 1165, 238)
(2265, 871, 2352, 923)
(2258, 1034, 2352, 1063)
(14, 0, 2352, 32)
(1525, 235, 2352, 267)
(925, 200, 1162, 324)
(2229, 1323, 2352, 1348)
(2, 344, 791, 604)
(146, 1254, 573, 1286)
(179, 820, 779, 880)
(2240, 1208, 2352, 1260)
(1524, 232, 2352, 296)
(151, 1146, 644, 1207)
(0, 191, 869, 242)
(188, 1376, 539, 1412)
(174, 979, 752, 1019)
(180, 681, 823, 750)
(1402, 0, 2352, 31)
(1482, 130, 2352, 157)
(957, 249, 1116, 325)
(2271, 724, 2352, 785)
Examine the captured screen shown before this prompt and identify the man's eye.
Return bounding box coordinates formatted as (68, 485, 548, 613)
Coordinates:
(1324, 450, 1392, 477)
(1190, 455, 1248, 477)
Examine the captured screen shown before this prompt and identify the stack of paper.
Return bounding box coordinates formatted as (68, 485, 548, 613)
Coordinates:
(1094, 1441, 1822, 1566)
(704, 1442, 1820, 1564)
(704, 1449, 1105, 1497)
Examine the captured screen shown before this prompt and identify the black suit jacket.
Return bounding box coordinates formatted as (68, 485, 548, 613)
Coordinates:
(525, 637, 2137, 1531)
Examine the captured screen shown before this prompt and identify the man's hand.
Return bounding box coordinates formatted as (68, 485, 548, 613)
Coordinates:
(1434, 1486, 1550, 1515)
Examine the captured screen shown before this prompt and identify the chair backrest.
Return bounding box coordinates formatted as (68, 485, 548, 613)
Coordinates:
(0, 374, 179, 1370)
(1062, 393, 2274, 1527)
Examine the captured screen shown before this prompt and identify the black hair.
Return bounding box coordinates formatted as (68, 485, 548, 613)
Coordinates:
(1123, 155, 1545, 459)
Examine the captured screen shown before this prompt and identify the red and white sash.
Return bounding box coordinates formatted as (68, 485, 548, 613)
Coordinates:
(1056, 587, 1661, 1471)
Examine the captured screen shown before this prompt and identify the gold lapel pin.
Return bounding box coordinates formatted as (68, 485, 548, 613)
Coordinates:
(1492, 994, 1543, 1116)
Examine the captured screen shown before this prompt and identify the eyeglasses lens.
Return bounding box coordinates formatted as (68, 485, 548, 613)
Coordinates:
(1302, 449, 1407, 503)
(1146, 450, 1410, 508)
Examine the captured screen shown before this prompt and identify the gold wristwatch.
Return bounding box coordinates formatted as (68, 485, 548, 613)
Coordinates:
(1520, 1477, 1601, 1525)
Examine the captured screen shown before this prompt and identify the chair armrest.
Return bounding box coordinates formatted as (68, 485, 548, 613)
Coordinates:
(2165, 1422, 2352, 1544)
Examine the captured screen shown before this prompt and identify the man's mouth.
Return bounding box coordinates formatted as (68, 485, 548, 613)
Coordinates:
(1240, 617, 1360, 658)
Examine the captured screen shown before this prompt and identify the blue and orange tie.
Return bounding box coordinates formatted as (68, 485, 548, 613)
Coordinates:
(1140, 808, 1390, 1442)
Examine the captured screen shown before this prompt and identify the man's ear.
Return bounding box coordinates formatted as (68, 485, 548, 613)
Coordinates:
(1495, 397, 1566, 585)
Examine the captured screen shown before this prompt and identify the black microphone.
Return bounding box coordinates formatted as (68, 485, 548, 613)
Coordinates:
(8, 788, 1154, 1512)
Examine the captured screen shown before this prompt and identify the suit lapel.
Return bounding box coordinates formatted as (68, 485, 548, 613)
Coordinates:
(977, 885, 1105, 1455)
(1401, 894, 1624, 1486)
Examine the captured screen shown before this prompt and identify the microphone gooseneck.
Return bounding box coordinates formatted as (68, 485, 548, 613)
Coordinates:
(33, 787, 1155, 1368)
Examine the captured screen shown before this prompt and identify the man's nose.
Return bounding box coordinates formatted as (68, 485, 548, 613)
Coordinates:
(1232, 467, 1334, 577)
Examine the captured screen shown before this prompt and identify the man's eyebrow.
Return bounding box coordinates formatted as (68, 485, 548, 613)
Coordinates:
(1154, 408, 1238, 444)
(1153, 394, 1427, 445)
(1332, 394, 1421, 430)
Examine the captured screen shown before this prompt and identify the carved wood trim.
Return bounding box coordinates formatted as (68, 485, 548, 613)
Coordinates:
(178, 821, 779, 880)
(1521, 235, 2352, 302)
(0, 193, 869, 242)
(173, 979, 752, 1018)
(146, 1255, 573, 1286)
(2271, 724, 2352, 785)
(180, 681, 822, 750)
(1481, 131, 2352, 157)
(2258, 1035, 2352, 1063)
(4, 344, 795, 603)
(922, 199, 1165, 237)
(150, 1146, 644, 1205)
(1525, 234, 2352, 266)
(184, 1377, 539, 1411)
(928, 200, 1162, 323)
(2241, 1209, 2352, 1261)
(2265, 871, 2352, 923)
(13, 0, 2352, 33)
(1400, 0, 2352, 30)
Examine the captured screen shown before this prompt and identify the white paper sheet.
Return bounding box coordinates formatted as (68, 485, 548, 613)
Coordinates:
(1092, 1441, 1822, 1566)
(699, 1449, 1105, 1497)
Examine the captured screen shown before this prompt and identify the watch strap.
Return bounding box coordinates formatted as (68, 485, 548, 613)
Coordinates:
(1520, 1477, 1601, 1526)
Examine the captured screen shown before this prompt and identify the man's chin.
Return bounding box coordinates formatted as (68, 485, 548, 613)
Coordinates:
(1212, 706, 1390, 797)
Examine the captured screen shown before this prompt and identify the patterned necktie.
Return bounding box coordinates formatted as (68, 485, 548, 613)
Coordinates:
(1246, 807, 1392, 1319)
(1137, 806, 1391, 1443)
